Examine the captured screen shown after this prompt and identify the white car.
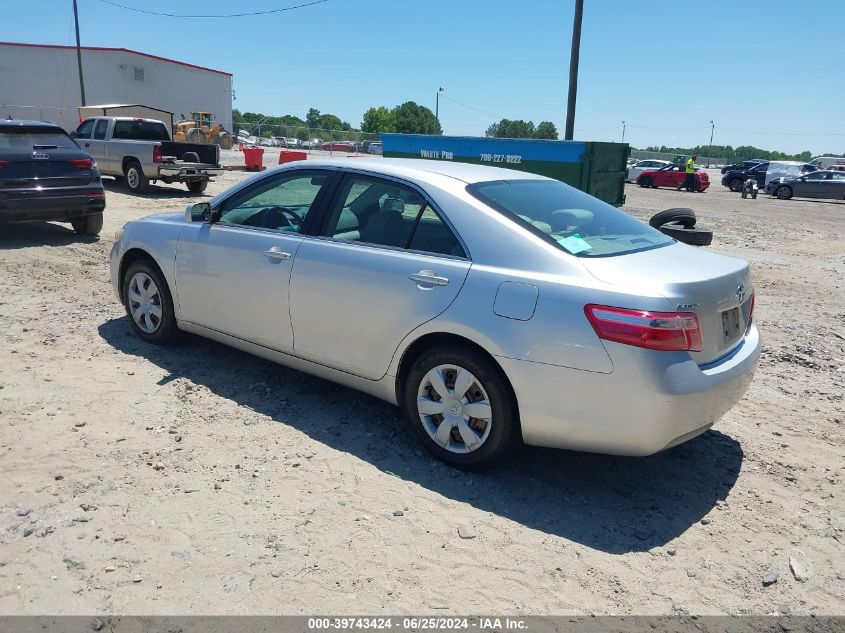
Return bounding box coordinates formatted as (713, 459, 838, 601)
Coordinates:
(627, 160, 671, 183)
(110, 158, 759, 467)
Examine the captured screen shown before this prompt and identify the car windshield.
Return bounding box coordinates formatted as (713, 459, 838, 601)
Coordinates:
(0, 128, 77, 150)
(467, 179, 674, 258)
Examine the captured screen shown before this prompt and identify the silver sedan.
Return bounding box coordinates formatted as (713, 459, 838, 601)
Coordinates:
(110, 158, 761, 468)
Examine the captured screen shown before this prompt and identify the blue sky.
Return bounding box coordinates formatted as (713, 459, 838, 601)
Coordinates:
(6, 0, 844, 154)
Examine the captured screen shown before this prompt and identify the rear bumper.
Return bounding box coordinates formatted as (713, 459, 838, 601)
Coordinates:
(500, 322, 761, 456)
(155, 165, 224, 181)
(0, 188, 106, 222)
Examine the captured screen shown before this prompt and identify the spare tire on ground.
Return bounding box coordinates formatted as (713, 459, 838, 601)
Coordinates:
(656, 222, 713, 246)
(648, 207, 697, 229)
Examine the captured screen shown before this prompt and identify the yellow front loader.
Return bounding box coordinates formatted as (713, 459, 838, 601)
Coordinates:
(173, 112, 233, 150)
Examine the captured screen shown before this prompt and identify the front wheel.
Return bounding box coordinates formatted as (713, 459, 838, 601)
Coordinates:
(186, 179, 209, 194)
(403, 347, 519, 469)
(122, 260, 178, 344)
(70, 213, 103, 236)
(728, 178, 743, 192)
(775, 185, 793, 200)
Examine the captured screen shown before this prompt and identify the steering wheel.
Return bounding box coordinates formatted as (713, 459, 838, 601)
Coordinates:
(264, 206, 304, 227)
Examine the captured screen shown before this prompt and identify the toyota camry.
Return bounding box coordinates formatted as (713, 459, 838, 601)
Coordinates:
(110, 158, 760, 467)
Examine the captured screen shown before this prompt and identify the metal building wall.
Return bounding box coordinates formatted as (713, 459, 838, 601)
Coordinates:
(0, 43, 232, 131)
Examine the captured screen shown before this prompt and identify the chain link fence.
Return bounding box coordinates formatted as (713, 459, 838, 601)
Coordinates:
(630, 150, 725, 168)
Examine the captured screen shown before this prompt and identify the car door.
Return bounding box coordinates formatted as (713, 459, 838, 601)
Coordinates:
(85, 119, 111, 171)
(824, 172, 845, 199)
(750, 163, 768, 186)
(289, 172, 471, 380)
(799, 171, 831, 198)
(174, 169, 336, 353)
(72, 118, 96, 158)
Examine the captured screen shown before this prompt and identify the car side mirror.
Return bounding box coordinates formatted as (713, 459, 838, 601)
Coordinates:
(186, 202, 212, 223)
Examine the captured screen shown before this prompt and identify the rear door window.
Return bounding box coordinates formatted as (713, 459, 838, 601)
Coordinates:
(112, 120, 170, 141)
(322, 175, 466, 257)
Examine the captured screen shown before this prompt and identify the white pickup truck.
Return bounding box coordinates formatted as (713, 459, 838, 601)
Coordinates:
(71, 117, 223, 194)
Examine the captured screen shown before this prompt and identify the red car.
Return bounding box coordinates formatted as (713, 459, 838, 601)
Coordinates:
(636, 164, 710, 191)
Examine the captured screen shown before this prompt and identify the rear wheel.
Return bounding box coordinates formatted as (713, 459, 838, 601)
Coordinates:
(124, 161, 149, 193)
(728, 178, 743, 192)
(403, 346, 519, 469)
(186, 179, 209, 194)
(70, 213, 103, 237)
(775, 185, 793, 200)
(122, 260, 178, 344)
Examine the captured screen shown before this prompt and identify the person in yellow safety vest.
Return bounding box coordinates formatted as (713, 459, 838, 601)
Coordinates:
(678, 154, 698, 192)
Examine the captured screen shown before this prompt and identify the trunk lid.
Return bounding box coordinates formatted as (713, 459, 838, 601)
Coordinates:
(580, 242, 753, 365)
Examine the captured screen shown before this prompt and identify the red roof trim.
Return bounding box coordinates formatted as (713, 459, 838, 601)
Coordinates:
(0, 41, 232, 77)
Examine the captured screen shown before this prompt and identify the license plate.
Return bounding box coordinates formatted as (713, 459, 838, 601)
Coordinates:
(721, 307, 742, 345)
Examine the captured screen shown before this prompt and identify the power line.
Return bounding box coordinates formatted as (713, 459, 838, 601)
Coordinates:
(718, 126, 845, 137)
(438, 94, 501, 120)
(95, 0, 329, 18)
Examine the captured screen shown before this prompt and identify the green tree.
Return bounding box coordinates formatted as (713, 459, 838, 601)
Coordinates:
(392, 101, 442, 135)
(361, 106, 396, 133)
(485, 119, 535, 139)
(305, 108, 321, 128)
(533, 121, 558, 140)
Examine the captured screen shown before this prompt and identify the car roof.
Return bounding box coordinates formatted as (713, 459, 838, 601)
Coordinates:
(301, 157, 549, 184)
(0, 119, 64, 130)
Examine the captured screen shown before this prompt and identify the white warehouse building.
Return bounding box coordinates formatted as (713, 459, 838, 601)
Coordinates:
(0, 41, 233, 132)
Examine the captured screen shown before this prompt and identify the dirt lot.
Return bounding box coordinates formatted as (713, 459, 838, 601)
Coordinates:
(0, 157, 842, 615)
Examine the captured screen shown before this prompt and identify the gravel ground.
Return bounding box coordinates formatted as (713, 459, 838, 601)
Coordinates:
(0, 159, 842, 615)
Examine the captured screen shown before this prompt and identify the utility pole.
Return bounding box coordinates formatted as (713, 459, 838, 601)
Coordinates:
(564, 0, 584, 140)
(435, 87, 444, 121)
(73, 0, 86, 106)
(708, 120, 714, 167)
(621, 120, 626, 143)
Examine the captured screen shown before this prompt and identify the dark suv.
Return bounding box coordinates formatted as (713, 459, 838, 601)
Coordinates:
(721, 161, 817, 192)
(0, 119, 105, 236)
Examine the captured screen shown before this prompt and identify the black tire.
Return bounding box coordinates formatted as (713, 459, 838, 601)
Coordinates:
(218, 132, 233, 150)
(648, 207, 696, 229)
(124, 161, 149, 193)
(728, 178, 743, 192)
(186, 128, 205, 144)
(182, 151, 200, 163)
(639, 176, 653, 188)
(70, 213, 103, 236)
(656, 223, 713, 246)
(403, 346, 520, 469)
(122, 259, 178, 345)
(186, 179, 208, 194)
(775, 185, 793, 200)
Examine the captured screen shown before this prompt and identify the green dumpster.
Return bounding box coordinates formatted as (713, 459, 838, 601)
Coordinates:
(380, 134, 630, 206)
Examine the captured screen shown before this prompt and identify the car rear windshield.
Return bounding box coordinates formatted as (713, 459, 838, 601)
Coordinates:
(467, 179, 674, 258)
(0, 127, 78, 150)
(112, 120, 170, 141)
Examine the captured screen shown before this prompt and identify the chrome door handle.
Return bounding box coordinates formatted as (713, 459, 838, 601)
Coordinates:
(263, 248, 291, 261)
(409, 270, 449, 287)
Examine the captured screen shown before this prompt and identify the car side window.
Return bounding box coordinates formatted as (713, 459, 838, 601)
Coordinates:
(93, 120, 108, 140)
(322, 175, 465, 257)
(75, 119, 95, 140)
(218, 171, 328, 232)
(805, 172, 825, 180)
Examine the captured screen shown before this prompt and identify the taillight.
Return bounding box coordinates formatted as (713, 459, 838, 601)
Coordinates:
(86, 190, 105, 198)
(585, 304, 703, 352)
(153, 144, 162, 163)
(69, 158, 92, 169)
(0, 160, 8, 169)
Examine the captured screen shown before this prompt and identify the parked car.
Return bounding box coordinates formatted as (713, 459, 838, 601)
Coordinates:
(258, 137, 275, 148)
(636, 164, 710, 191)
(368, 142, 383, 155)
(626, 159, 671, 183)
(809, 156, 845, 170)
(721, 161, 816, 192)
(72, 117, 222, 194)
(318, 141, 356, 152)
(110, 158, 760, 467)
(721, 159, 765, 175)
(0, 119, 105, 235)
(765, 170, 845, 200)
